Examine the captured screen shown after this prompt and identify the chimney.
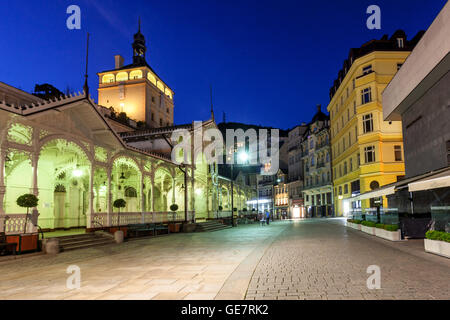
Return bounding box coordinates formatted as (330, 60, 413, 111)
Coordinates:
(115, 55, 124, 69)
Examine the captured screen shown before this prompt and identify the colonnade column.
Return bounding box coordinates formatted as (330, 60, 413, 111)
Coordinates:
(87, 164, 94, 229)
(107, 166, 112, 227)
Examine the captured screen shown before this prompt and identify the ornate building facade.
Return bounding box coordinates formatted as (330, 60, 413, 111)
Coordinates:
(301, 106, 333, 217)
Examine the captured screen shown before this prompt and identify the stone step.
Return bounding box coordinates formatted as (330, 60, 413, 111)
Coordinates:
(50, 233, 116, 252)
(196, 221, 231, 232)
(59, 236, 108, 246)
(61, 239, 115, 252)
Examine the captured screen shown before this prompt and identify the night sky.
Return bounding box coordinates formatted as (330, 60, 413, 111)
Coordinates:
(1, 0, 446, 130)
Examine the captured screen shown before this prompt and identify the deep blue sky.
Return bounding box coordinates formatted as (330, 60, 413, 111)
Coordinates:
(1, 0, 446, 130)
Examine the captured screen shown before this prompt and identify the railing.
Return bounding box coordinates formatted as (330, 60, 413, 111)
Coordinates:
(4, 214, 27, 235)
(94, 211, 196, 227)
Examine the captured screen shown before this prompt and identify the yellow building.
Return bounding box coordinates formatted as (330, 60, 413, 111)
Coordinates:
(327, 30, 424, 217)
(97, 23, 174, 128)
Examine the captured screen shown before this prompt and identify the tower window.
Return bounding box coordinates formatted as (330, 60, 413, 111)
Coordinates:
(116, 72, 128, 82)
(397, 38, 404, 48)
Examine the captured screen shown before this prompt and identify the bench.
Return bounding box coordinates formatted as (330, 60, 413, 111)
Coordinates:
(0, 232, 17, 256)
(127, 223, 170, 238)
(127, 224, 155, 238)
(153, 223, 170, 235)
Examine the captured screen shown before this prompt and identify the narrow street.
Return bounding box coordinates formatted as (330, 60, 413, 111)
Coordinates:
(0, 220, 449, 300)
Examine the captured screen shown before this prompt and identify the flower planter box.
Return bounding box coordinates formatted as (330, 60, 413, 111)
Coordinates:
(352, 223, 361, 230)
(375, 228, 402, 241)
(424, 239, 450, 258)
(168, 223, 181, 233)
(6, 234, 39, 254)
(361, 225, 375, 235)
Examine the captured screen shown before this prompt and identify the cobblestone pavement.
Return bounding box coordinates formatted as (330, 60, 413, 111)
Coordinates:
(0, 222, 288, 300)
(245, 219, 450, 300)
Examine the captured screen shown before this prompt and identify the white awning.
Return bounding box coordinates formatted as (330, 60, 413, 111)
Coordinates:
(408, 170, 450, 192)
(359, 185, 397, 200)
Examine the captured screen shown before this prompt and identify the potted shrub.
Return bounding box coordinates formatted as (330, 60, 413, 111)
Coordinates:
(113, 199, 126, 243)
(424, 230, 450, 258)
(16, 194, 39, 253)
(361, 220, 376, 235)
(374, 224, 401, 241)
(169, 204, 181, 233)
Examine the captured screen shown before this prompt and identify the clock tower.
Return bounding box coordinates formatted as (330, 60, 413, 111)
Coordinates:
(132, 19, 146, 64)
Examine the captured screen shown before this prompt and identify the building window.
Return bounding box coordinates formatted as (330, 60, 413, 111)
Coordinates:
(151, 113, 154, 121)
(355, 125, 358, 139)
(363, 113, 374, 133)
(364, 146, 376, 163)
(361, 87, 372, 104)
(362, 65, 372, 75)
(160, 118, 163, 126)
(394, 145, 402, 161)
(357, 153, 360, 167)
(353, 101, 356, 114)
(397, 38, 404, 48)
(350, 158, 353, 172)
(349, 132, 352, 145)
(339, 164, 342, 177)
(339, 186, 342, 195)
(344, 184, 348, 194)
(151, 96, 155, 103)
(352, 79, 355, 90)
(344, 161, 347, 175)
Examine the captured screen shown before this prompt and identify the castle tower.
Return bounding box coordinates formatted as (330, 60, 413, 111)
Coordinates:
(97, 21, 174, 129)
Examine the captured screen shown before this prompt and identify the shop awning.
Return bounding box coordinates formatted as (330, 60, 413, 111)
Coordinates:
(408, 168, 450, 192)
(359, 185, 397, 200)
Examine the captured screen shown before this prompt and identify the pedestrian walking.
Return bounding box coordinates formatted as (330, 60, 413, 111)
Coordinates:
(259, 212, 265, 226)
(266, 211, 270, 225)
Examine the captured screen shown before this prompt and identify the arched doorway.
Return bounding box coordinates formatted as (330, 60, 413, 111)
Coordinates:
(38, 139, 91, 230)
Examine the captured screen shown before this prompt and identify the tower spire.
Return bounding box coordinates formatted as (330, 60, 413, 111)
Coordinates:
(210, 84, 215, 122)
(138, 17, 141, 32)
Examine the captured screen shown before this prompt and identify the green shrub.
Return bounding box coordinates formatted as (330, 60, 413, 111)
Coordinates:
(361, 221, 376, 228)
(426, 230, 450, 243)
(113, 199, 126, 209)
(384, 224, 399, 232)
(375, 223, 385, 229)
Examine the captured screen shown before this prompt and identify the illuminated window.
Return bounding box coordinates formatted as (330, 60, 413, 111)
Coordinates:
(116, 72, 128, 82)
(147, 72, 157, 85)
(165, 88, 173, 99)
(157, 81, 165, 92)
(102, 74, 115, 83)
(130, 70, 143, 80)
